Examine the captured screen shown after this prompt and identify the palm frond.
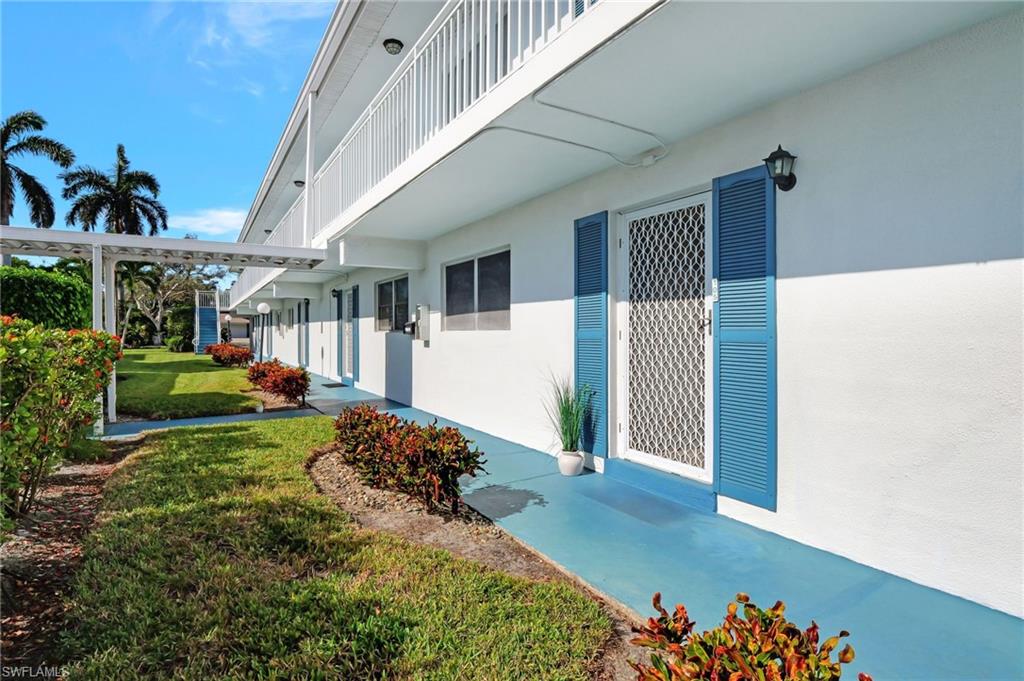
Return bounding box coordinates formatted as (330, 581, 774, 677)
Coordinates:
(1, 111, 45, 149)
(65, 193, 108, 231)
(6, 135, 75, 168)
(10, 166, 56, 228)
(121, 169, 161, 197)
(134, 196, 169, 235)
(60, 167, 112, 199)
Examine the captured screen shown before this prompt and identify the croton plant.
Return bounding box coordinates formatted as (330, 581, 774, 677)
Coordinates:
(0, 315, 121, 528)
(631, 592, 873, 681)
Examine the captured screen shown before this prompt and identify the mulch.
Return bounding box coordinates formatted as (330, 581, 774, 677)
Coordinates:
(0, 439, 138, 673)
(306, 444, 648, 681)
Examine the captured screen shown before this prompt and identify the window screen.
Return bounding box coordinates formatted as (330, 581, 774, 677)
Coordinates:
(394, 276, 409, 330)
(376, 280, 393, 331)
(375, 276, 408, 332)
(445, 259, 475, 331)
(477, 250, 510, 330)
(444, 249, 510, 330)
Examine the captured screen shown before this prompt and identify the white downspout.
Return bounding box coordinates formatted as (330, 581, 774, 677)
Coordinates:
(303, 90, 317, 246)
(91, 245, 104, 436)
(104, 256, 117, 424)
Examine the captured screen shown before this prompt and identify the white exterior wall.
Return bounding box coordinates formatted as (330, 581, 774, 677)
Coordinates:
(300, 14, 1023, 616)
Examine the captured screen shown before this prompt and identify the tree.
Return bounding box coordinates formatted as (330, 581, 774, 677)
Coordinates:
(61, 143, 167, 235)
(1, 111, 75, 228)
(126, 236, 225, 344)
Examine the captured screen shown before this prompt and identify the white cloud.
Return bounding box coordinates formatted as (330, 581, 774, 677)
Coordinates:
(222, 2, 334, 49)
(169, 208, 247, 240)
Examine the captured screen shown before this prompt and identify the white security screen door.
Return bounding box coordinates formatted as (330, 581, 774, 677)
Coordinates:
(619, 193, 713, 481)
(342, 289, 354, 378)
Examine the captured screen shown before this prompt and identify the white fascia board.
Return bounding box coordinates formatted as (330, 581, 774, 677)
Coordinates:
(312, 0, 662, 248)
(236, 0, 365, 245)
(272, 282, 322, 300)
(338, 236, 426, 270)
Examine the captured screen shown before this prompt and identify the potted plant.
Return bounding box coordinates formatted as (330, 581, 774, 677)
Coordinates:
(545, 376, 592, 476)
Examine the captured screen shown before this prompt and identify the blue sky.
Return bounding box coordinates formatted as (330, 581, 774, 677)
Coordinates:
(2, 0, 332, 241)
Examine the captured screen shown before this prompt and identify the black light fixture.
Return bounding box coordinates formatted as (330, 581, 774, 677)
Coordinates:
(293, 179, 305, 188)
(763, 145, 797, 191)
(383, 38, 404, 56)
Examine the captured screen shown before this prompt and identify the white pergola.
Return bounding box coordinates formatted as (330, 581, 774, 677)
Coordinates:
(1, 225, 326, 433)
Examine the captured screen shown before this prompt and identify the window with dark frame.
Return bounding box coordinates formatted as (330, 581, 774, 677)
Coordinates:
(444, 249, 511, 331)
(375, 275, 409, 332)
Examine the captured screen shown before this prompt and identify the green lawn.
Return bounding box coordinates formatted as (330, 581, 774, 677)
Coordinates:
(116, 347, 260, 419)
(60, 417, 611, 679)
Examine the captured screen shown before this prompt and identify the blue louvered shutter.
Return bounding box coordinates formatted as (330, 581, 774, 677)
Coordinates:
(342, 290, 350, 378)
(713, 166, 777, 510)
(351, 285, 360, 382)
(303, 299, 311, 369)
(574, 211, 608, 456)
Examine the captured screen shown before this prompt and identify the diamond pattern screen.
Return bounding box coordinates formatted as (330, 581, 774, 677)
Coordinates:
(627, 203, 707, 468)
(343, 290, 354, 376)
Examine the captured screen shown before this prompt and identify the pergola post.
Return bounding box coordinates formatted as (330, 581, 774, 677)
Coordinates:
(104, 256, 118, 424)
(91, 245, 105, 436)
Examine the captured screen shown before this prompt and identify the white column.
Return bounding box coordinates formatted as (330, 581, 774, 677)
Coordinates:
(303, 90, 316, 246)
(91, 246, 104, 436)
(104, 256, 117, 424)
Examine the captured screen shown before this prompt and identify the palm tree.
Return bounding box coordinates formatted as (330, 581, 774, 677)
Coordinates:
(61, 144, 167, 235)
(1, 110, 75, 228)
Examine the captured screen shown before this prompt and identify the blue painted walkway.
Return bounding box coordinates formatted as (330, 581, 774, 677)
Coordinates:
(110, 374, 1024, 678)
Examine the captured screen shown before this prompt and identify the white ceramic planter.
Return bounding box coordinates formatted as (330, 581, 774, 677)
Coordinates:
(558, 451, 584, 476)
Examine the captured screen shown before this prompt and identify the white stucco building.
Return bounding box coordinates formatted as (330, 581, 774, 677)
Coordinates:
(227, 1, 1024, 620)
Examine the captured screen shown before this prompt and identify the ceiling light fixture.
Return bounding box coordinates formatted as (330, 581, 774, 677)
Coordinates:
(383, 38, 404, 56)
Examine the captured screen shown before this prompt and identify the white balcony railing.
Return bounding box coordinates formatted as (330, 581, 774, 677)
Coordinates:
(313, 0, 597, 236)
(227, 194, 305, 308)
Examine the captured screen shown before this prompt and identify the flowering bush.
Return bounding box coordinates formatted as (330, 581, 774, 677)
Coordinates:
(0, 315, 121, 529)
(247, 360, 310, 405)
(630, 592, 872, 681)
(207, 342, 253, 367)
(333, 404, 485, 512)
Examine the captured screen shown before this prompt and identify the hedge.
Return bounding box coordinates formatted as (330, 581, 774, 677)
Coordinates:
(165, 305, 195, 351)
(0, 266, 91, 329)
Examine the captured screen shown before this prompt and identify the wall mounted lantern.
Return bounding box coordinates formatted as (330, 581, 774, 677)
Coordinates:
(763, 145, 797, 191)
(383, 38, 404, 56)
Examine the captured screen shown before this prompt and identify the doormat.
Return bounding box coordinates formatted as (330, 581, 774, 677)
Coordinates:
(321, 382, 346, 388)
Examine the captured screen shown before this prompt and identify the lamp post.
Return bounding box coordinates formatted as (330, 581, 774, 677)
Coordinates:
(256, 302, 271, 361)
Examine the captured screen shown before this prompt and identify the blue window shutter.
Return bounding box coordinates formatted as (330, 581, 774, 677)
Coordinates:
(303, 299, 311, 369)
(336, 293, 344, 380)
(266, 313, 272, 356)
(574, 211, 608, 456)
(296, 302, 302, 366)
(713, 166, 777, 510)
(351, 285, 360, 382)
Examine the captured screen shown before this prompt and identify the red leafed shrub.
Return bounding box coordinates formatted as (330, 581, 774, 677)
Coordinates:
(333, 404, 485, 512)
(260, 364, 310, 404)
(0, 315, 121, 528)
(247, 360, 310, 405)
(207, 343, 253, 367)
(247, 358, 282, 386)
(630, 592, 872, 681)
